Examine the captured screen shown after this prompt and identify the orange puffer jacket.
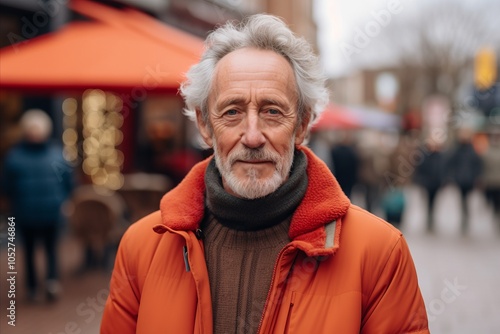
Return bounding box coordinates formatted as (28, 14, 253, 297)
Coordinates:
(101, 146, 429, 334)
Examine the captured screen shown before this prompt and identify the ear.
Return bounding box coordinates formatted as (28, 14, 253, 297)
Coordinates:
(196, 109, 213, 147)
(294, 110, 311, 145)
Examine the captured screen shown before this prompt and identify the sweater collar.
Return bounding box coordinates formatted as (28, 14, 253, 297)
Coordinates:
(158, 146, 350, 250)
(204, 150, 308, 231)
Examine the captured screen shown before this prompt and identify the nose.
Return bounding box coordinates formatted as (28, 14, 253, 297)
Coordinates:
(241, 113, 266, 149)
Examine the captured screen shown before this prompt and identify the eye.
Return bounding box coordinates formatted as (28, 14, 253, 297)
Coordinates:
(267, 108, 281, 115)
(224, 109, 238, 116)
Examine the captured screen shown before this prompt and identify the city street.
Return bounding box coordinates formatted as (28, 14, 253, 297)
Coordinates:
(1, 184, 499, 333)
(402, 184, 500, 334)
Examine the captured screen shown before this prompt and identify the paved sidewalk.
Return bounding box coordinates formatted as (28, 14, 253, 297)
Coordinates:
(403, 185, 500, 334)
(406, 234, 500, 334)
(0, 234, 110, 334)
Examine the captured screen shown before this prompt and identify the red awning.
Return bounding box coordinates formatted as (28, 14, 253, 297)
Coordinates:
(0, 0, 204, 93)
(312, 104, 361, 131)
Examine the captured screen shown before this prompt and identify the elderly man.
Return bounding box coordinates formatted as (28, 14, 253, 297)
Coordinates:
(101, 14, 429, 333)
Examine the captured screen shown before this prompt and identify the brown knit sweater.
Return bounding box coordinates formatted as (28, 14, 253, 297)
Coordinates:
(202, 151, 308, 334)
(202, 214, 290, 333)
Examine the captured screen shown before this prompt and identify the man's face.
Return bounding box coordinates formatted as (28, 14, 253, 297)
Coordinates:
(197, 47, 309, 199)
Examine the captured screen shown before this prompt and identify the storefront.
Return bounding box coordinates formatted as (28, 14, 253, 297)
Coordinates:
(0, 0, 205, 190)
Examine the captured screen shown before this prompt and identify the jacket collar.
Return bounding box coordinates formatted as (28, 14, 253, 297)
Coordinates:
(156, 146, 350, 255)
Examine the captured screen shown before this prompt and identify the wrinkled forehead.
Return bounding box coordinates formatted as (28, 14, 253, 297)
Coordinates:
(210, 47, 298, 100)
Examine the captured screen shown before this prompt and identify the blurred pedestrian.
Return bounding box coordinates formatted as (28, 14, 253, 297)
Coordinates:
(2, 109, 74, 302)
(329, 131, 360, 198)
(447, 127, 483, 235)
(357, 130, 394, 214)
(309, 130, 334, 170)
(381, 133, 415, 227)
(413, 140, 446, 233)
(482, 132, 500, 232)
(102, 14, 428, 333)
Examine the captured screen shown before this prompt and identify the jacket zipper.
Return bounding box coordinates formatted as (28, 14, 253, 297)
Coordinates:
(183, 229, 205, 272)
(256, 245, 295, 334)
(183, 245, 190, 272)
(167, 228, 208, 333)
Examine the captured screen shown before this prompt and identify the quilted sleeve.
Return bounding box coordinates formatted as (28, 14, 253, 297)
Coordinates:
(100, 227, 141, 334)
(361, 236, 429, 334)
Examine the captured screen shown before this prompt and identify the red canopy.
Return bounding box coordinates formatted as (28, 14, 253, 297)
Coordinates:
(312, 104, 361, 131)
(0, 0, 204, 93)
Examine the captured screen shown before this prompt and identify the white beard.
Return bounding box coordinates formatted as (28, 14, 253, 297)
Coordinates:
(213, 137, 295, 199)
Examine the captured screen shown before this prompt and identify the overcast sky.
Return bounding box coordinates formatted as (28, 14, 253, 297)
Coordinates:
(313, 0, 499, 78)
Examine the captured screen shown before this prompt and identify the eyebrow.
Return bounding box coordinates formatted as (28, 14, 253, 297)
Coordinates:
(217, 97, 289, 110)
(217, 98, 245, 109)
(260, 98, 287, 109)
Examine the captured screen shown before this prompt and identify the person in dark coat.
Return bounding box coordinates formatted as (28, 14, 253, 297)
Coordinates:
(2, 109, 74, 301)
(446, 128, 483, 235)
(330, 132, 360, 199)
(482, 132, 500, 233)
(413, 140, 446, 233)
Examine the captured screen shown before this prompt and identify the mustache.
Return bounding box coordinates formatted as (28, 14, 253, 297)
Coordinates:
(228, 148, 280, 164)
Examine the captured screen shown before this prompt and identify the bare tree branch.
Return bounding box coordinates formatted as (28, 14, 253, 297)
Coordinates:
(376, 0, 500, 111)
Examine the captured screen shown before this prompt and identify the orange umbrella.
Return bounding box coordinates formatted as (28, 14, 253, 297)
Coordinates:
(0, 0, 204, 93)
(311, 104, 361, 131)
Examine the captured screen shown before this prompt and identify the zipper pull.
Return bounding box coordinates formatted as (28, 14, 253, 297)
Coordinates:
(183, 245, 190, 272)
(195, 228, 204, 240)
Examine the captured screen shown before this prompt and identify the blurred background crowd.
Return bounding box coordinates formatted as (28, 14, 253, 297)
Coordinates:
(0, 0, 499, 333)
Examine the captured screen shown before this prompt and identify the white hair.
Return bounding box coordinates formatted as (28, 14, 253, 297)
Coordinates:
(20, 109, 53, 141)
(179, 14, 329, 130)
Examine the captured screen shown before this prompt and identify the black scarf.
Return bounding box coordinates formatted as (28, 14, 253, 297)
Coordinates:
(204, 150, 308, 231)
